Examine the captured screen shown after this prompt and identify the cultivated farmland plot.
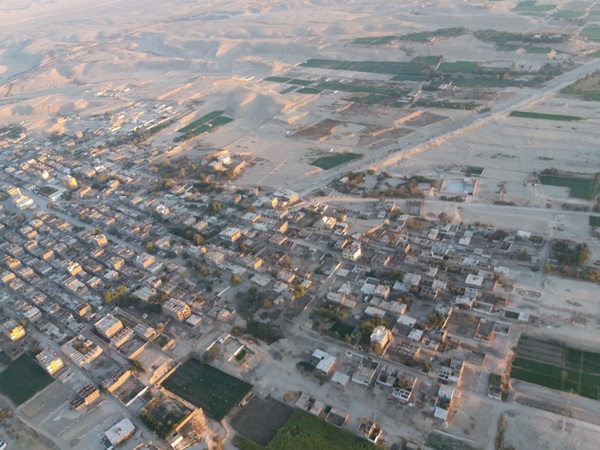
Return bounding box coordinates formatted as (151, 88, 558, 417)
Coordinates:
(511, 337, 600, 400)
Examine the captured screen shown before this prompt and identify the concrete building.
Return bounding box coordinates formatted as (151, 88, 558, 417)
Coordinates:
(95, 314, 124, 339)
(104, 417, 136, 447)
(3, 319, 25, 341)
(342, 242, 362, 261)
(370, 325, 392, 351)
(219, 227, 241, 243)
(163, 298, 192, 322)
(36, 349, 64, 375)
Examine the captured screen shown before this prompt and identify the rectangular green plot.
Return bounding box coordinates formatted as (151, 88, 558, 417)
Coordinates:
(315, 81, 398, 95)
(510, 367, 564, 390)
(346, 94, 386, 105)
(162, 358, 252, 421)
(299, 59, 336, 68)
(0, 354, 54, 405)
(578, 384, 600, 400)
(438, 61, 478, 72)
(512, 1, 556, 13)
(539, 175, 599, 199)
(280, 86, 297, 94)
(590, 216, 600, 227)
(552, 10, 585, 18)
(178, 111, 224, 133)
(353, 36, 398, 45)
(268, 410, 377, 450)
(512, 357, 564, 378)
(264, 76, 291, 83)
(578, 371, 600, 387)
(296, 87, 322, 94)
(565, 348, 583, 370)
(287, 79, 313, 86)
(509, 111, 582, 121)
(311, 153, 361, 170)
(527, 46, 552, 54)
(210, 116, 234, 126)
(581, 26, 600, 42)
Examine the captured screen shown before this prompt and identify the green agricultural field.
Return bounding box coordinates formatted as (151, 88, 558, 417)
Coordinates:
(588, 50, 600, 57)
(527, 46, 552, 54)
(581, 26, 600, 42)
(280, 86, 297, 94)
(397, 27, 468, 42)
(438, 61, 478, 72)
(162, 358, 252, 421)
(353, 35, 397, 45)
(509, 111, 582, 121)
(345, 94, 386, 105)
(311, 153, 361, 170)
(314, 80, 404, 96)
(300, 59, 425, 77)
(264, 76, 291, 83)
(590, 216, 600, 227)
(539, 174, 599, 199)
(552, 9, 585, 18)
(296, 87, 322, 95)
(234, 410, 377, 450)
(0, 354, 54, 405)
(287, 79, 313, 86)
(511, 337, 600, 400)
(178, 111, 225, 133)
(174, 111, 232, 143)
(512, 1, 556, 14)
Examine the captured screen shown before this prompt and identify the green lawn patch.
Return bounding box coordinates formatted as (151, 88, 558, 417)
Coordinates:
(527, 46, 552, 54)
(234, 410, 377, 450)
(590, 216, 600, 227)
(509, 111, 582, 121)
(588, 50, 600, 57)
(264, 76, 291, 83)
(162, 358, 252, 421)
(0, 354, 54, 405)
(581, 26, 600, 42)
(539, 174, 599, 199)
(311, 153, 361, 170)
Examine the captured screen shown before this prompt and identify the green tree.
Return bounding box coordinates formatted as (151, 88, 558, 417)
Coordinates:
(230, 274, 242, 286)
(209, 201, 222, 212)
(293, 284, 306, 298)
